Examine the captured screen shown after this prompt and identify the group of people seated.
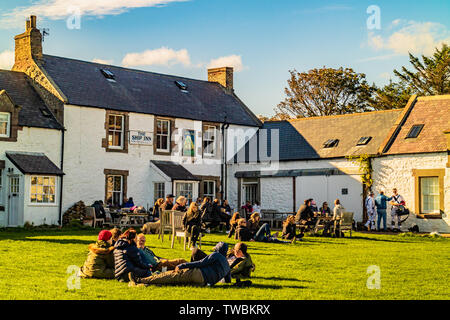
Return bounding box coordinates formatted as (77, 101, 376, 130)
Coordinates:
(79, 228, 255, 287)
(147, 195, 237, 248)
(295, 198, 346, 237)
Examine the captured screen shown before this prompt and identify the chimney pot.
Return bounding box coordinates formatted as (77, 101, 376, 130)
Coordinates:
(30, 15, 37, 29)
(208, 67, 234, 92)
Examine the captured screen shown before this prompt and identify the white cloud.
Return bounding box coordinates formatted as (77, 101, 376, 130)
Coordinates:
(1, 0, 188, 28)
(367, 20, 450, 56)
(0, 50, 14, 70)
(122, 47, 191, 67)
(207, 55, 245, 72)
(92, 58, 113, 65)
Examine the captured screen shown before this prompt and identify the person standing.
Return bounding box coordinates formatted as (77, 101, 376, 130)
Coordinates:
(375, 191, 392, 232)
(390, 188, 405, 232)
(364, 192, 376, 231)
(332, 199, 345, 237)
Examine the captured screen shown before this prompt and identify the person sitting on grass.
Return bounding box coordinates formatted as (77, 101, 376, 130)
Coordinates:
(79, 230, 115, 279)
(114, 228, 151, 282)
(190, 242, 255, 287)
(182, 202, 202, 249)
(136, 233, 187, 272)
(253, 221, 290, 244)
(227, 242, 255, 287)
(235, 218, 253, 241)
(228, 212, 241, 239)
(282, 215, 301, 241)
(236, 218, 289, 244)
(110, 227, 122, 246)
(128, 242, 231, 287)
(247, 212, 261, 237)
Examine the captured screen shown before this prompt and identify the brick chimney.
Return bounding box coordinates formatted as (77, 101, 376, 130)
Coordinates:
(208, 67, 234, 92)
(14, 15, 43, 67)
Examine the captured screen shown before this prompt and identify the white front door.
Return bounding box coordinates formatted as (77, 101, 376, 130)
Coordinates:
(8, 175, 21, 226)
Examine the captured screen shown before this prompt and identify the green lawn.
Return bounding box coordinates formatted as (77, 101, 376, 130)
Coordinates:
(0, 228, 449, 300)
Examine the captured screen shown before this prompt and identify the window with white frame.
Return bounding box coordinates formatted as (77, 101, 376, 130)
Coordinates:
(420, 177, 439, 214)
(203, 180, 215, 199)
(0, 112, 10, 138)
(106, 175, 123, 207)
(108, 114, 124, 149)
(30, 176, 56, 204)
(203, 126, 216, 156)
(175, 182, 193, 204)
(154, 182, 165, 203)
(156, 119, 170, 152)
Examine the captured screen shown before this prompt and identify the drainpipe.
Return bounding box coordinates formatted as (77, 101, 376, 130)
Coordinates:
(58, 127, 65, 226)
(221, 121, 230, 201)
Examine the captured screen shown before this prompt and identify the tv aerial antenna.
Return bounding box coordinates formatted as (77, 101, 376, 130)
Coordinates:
(42, 28, 50, 42)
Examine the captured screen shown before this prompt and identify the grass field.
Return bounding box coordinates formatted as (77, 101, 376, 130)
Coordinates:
(0, 228, 449, 300)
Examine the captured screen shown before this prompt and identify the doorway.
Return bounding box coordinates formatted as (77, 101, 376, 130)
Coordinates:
(8, 175, 21, 226)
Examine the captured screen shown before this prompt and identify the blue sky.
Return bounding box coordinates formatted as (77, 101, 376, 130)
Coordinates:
(0, 0, 449, 116)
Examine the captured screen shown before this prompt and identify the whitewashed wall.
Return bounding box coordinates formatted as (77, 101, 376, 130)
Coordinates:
(0, 127, 62, 226)
(227, 159, 364, 220)
(62, 105, 256, 213)
(372, 153, 449, 232)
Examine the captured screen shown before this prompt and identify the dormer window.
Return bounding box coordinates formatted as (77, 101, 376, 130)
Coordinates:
(0, 112, 10, 138)
(323, 139, 339, 148)
(357, 136, 372, 146)
(406, 124, 424, 139)
(175, 80, 188, 93)
(100, 69, 116, 82)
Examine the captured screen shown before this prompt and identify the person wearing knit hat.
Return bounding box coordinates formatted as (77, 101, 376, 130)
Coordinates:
(98, 230, 112, 242)
(79, 230, 115, 279)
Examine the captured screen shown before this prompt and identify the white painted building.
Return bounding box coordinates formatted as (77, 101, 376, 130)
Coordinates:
(227, 110, 403, 222)
(372, 95, 450, 232)
(0, 71, 63, 227)
(1, 16, 260, 226)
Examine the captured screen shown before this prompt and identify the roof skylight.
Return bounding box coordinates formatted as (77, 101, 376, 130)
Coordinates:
(323, 139, 339, 148)
(174, 80, 188, 92)
(100, 69, 116, 82)
(357, 136, 372, 146)
(406, 124, 424, 139)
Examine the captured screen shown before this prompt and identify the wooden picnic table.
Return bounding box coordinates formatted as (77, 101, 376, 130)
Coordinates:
(104, 209, 149, 228)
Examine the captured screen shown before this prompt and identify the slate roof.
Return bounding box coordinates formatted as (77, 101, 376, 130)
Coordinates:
(6, 152, 64, 175)
(151, 160, 200, 181)
(0, 70, 62, 130)
(235, 109, 403, 162)
(41, 55, 261, 127)
(383, 95, 450, 155)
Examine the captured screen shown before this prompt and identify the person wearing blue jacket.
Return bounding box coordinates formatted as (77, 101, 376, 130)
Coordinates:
(375, 191, 392, 231)
(128, 242, 231, 287)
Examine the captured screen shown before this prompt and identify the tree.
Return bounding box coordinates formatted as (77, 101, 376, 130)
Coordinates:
(275, 67, 375, 118)
(371, 80, 413, 110)
(394, 43, 450, 95)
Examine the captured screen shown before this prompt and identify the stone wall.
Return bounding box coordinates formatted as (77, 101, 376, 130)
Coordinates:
(372, 153, 449, 232)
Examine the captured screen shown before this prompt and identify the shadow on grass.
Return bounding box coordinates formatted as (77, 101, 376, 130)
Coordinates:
(343, 236, 414, 243)
(18, 237, 93, 245)
(252, 276, 313, 283)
